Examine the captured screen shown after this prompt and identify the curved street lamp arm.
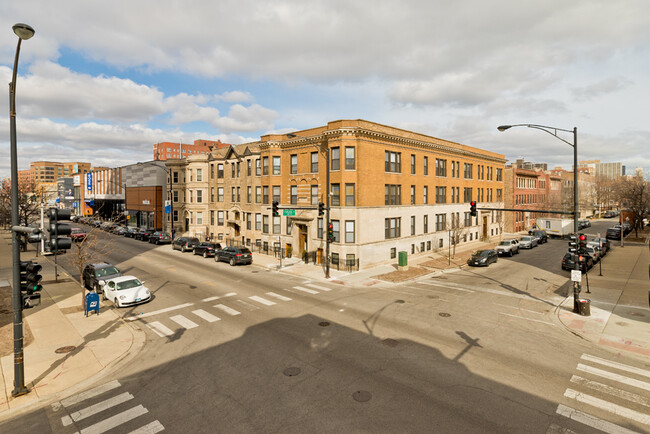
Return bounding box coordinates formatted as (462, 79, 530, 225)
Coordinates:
(499, 124, 575, 147)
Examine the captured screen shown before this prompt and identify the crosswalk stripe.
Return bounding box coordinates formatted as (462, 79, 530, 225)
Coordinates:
(417, 281, 474, 292)
(61, 392, 134, 426)
(581, 354, 650, 379)
(214, 304, 241, 316)
(80, 404, 148, 434)
(129, 420, 165, 434)
(577, 363, 650, 391)
(266, 292, 292, 301)
(192, 309, 220, 322)
(570, 375, 650, 408)
(249, 296, 276, 306)
(147, 321, 174, 337)
(125, 303, 194, 321)
(305, 283, 331, 292)
(293, 286, 319, 294)
(564, 388, 650, 425)
(170, 315, 199, 329)
(233, 299, 260, 311)
(56, 380, 121, 409)
(556, 404, 637, 434)
(202, 292, 237, 302)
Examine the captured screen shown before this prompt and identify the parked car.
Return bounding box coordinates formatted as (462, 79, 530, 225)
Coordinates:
(70, 227, 88, 242)
(99, 275, 151, 308)
(519, 235, 538, 249)
(578, 219, 591, 229)
(528, 230, 548, 244)
(193, 242, 221, 258)
(561, 252, 593, 272)
(591, 237, 610, 253)
(113, 226, 127, 236)
(584, 245, 600, 262)
(495, 239, 520, 256)
(173, 237, 200, 252)
(149, 231, 172, 245)
(124, 227, 139, 238)
(603, 210, 616, 218)
(135, 229, 155, 241)
(466, 249, 498, 267)
(606, 227, 621, 240)
(83, 262, 122, 293)
(215, 246, 253, 265)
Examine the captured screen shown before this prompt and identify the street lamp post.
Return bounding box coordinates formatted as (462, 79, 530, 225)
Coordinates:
(287, 133, 330, 278)
(9, 22, 35, 397)
(498, 124, 581, 313)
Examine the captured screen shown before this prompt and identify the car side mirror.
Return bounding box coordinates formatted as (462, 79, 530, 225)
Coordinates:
(98, 280, 105, 286)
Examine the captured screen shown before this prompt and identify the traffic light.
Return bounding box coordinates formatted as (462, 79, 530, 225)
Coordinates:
(272, 201, 279, 217)
(568, 234, 578, 253)
(20, 261, 42, 309)
(327, 223, 334, 242)
(470, 201, 477, 217)
(578, 233, 587, 253)
(48, 208, 72, 252)
(318, 202, 325, 216)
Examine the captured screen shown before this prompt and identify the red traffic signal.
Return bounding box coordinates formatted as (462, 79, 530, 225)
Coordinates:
(470, 201, 477, 217)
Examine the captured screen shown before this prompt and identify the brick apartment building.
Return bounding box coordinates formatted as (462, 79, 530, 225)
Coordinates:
(153, 139, 229, 161)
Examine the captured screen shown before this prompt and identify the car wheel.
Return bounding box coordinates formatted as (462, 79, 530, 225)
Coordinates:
(509, 250, 513, 257)
(203, 251, 208, 258)
(229, 258, 235, 266)
(114, 298, 120, 308)
(214, 255, 219, 262)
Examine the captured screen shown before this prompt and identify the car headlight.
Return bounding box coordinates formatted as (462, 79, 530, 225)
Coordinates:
(480, 258, 487, 263)
(119, 295, 126, 300)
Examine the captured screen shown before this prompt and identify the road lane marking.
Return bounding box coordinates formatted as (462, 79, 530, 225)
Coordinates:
(192, 309, 220, 322)
(556, 404, 637, 434)
(570, 375, 650, 407)
(147, 322, 174, 337)
(293, 286, 319, 294)
(564, 388, 650, 425)
(214, 304, 241, 316)
(305, 283, 331, 292)
(55, 380, 121, 409)
(62, 392, 134, 426)
(577, 363, 650, 391)
(125, 303, 194, 321)
(130, 420, 165, 434)
(80, 404, 148, 434)
(498, 312, 555, 326)
(417, 281, 474, 293)
(581, 354, 650, 379)
(266, 292, 292, 301)
(202, 292, 238, 302)
(233, 299, 260, 311)
(170, 315, 199, 329)
(249, 296, 276, 306)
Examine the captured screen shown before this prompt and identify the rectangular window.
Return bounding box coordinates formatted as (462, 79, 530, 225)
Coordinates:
(262, 157, 269, 176)
(290, 154, 297, 174)
(196, 212, 203, 225)
(345, 147, 355, 170)
(273, 216, 281, 234)
(286, 217, 292, 235)
(435, 213, 447, 231)
(217, 164, 224, 179)
(332, 220, 340, 243)
(384, 184, 401, 205)
(210, 187, 215, 202)
(196, 189, 203, 203)
(436, 159, 447, 177)
(464, 163, 473, 179)
(497, 189, 503, 201)
(189, 190, 193, 203)
(173, 190, 179, 202)
(196, 169, 202, 182)
(189, 170, 193, 182)
(331, 147, 340, 170)
(436, 186, 447, 204)
(331, 184, 340, 206)
(247, 186, 251, 203)
(496, 168, 503, 181)
(272, 156, 281, 175)
(317, 218, 323, 238)
(231, 187, 236, 202)
(237, 162, 240, 178)
(272, 185, 281, 203)
(411, 215, 416, 235)
(237, 187, 240, 203)
(173, 171, 179, 183)
(256, 159, 261, 176)
(311, 185, 318, 205)
(464, 212, 472, 227)
(217, 211, 224, 226)
(291, 186, 297, 205)
(385, 151, 401, 173)
(410, 185, 416, 204)
(210, 210, 215, 225)
(247, 160, 252, 176)
(173, 209, 178, 222)
(424, 156, 428, 175)
(391, 248, 396, 259)
(384, 217, 401, 239)
(423, 185, 428, 204)
(262, 215, 269, 233)
(424, 215, 428, 233)
(311, 152, 319, 172)
(262, 186, 269, 204)
(256, 186, 261, 203)
(463, 187, 473, 202)
(255, 213, 261, 230)
(345, 220, 355, 243)
(345, 183, 355, 206)
(246, 213, 252, 230)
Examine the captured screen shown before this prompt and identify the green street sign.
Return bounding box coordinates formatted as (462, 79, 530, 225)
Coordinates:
(283, 209, 295, 216)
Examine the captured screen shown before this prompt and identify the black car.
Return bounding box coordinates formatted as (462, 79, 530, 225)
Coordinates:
(561, 252, 593, 272)
(215, 246, 253, 265)
(529, 230, 548, 244)
(149, 231, 172, 245)
(606, 227, 621, 240)
(173, 237, 200, 252)
(135, 229, 155, 241)
(124, 227, 139, 238)
(466, 249, 498, 267)
(193, 242, 221, 258)
(83, 262, 122, 293)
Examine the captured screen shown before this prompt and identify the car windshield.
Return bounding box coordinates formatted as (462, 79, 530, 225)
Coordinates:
(498, 241, 509, 246)
(238, 248, 252, 254)
(472, 251, 488, 257)
(97, 266, 119, 277)
(521, 237, 532, 241)
(116, 279, 142, 290)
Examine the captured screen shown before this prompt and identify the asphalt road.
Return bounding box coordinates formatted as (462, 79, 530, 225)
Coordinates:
(4, 219, 648, 433)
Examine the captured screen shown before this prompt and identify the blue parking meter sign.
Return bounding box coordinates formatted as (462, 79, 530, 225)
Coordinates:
(85, 292, 100, 317)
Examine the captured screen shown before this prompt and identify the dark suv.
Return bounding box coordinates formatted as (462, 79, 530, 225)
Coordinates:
(83, 262, 122, 292)
(149, 231, 172, 245)
(215, 246, 253, 266)
(173, 237, 200, 252)
(528, 230, 548, 244)
(193, 242, 221, 258)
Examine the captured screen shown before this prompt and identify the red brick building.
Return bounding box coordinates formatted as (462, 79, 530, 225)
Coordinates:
(153, 139, 229, 160)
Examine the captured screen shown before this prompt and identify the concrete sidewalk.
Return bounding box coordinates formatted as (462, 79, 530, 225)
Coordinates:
(0, 232, 144, 419)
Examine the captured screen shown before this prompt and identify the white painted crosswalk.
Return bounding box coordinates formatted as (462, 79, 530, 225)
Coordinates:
(556, 353, 650, 433)
(52, 380, 162, 433)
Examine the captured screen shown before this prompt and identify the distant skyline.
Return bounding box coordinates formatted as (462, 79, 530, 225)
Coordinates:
(2, 1, 649, 180)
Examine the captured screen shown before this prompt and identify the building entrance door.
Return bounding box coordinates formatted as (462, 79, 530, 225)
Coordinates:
(298, 224, 308, 257)
(482, 216, 488, 240)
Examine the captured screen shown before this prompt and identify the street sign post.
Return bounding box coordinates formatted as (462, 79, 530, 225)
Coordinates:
(283, 209, 295, 216)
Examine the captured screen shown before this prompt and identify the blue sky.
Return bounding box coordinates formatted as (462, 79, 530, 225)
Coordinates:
(2, 0, 650, 179)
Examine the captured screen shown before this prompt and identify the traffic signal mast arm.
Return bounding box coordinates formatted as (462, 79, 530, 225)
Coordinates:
(470, 206, 576, 215)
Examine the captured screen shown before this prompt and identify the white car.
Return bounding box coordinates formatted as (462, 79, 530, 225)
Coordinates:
(519, 235, 538, 249)
(99, 275, 151, 308)
(495, 239, 520, 256)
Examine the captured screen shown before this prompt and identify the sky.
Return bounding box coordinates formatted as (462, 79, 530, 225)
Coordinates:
(1, 1, 649, 180)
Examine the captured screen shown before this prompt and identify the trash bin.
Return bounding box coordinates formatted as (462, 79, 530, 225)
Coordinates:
(398, 251, 408, 267)
(578, 299, 591, 316)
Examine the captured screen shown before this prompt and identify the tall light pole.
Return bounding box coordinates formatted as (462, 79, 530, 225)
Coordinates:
(9, 22, 35, 397)
(498, 124, 581, 312)
(287, 133, 330, 278)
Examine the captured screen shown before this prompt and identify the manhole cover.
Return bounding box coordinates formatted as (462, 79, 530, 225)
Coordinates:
(55, 346, 76, 354)
(439, 312, 451, 317)
(352, 390, 372, 402)
(382, 338, 399, 347)
(318, 321, 330, 327)
(395, 299, 405, 304)
(283, 367, 301, 377)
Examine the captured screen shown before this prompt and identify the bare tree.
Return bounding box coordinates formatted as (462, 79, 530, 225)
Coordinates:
(0, 177, 45, 225)
(614, 175, 650, 237)
(593, 175, 616, 215)
(446, 213, 468, 257)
